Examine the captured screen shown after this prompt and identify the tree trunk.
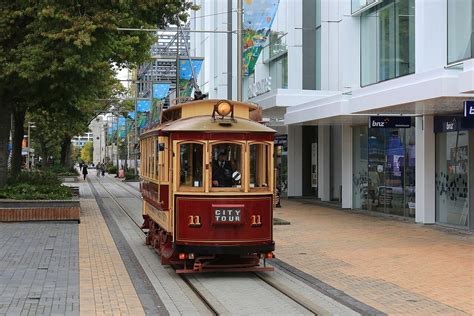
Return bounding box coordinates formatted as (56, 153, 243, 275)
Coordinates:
(11, 106, 26, 175)
(0, 106, 12, 188)
(60, 136, 72, 168)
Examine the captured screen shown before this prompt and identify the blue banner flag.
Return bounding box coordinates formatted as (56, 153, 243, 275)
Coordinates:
(137, 100, 152, 112)
(153, 83, 170, 100)
(179, 59, 204, 97)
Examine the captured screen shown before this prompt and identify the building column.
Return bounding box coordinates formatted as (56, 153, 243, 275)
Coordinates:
(415, 116, 436, 224)
(287, 125, 303, 197)
(318, 125, 330, 201)
(341, 125, 353, 209)
(469, 130, 474, 231)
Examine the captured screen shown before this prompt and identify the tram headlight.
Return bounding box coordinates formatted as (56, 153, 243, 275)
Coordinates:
(216, 101, 232, 117)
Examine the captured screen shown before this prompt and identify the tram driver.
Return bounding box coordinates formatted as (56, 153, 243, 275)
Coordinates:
(212, 152, 234, 187)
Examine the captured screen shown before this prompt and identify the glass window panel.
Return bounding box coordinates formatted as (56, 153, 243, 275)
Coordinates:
(448, 0, 472, 63)
(211, 143, 242, 188)
(395, 0, 415, 77)
(250, 144, 270, 189)
(270, 54, 288, 89)
(353, 126, 369, 209)
(361, 10, 378, 86)
(436, 131, 469, 227)
(179, 143, 203, 188)
(360, 0, 415, 86)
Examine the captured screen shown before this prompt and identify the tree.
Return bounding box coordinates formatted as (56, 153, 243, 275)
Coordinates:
(0, 0, 196, 187)
(80, 142, 93, 164)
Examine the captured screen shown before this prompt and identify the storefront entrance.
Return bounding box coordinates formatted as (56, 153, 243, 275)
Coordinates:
(353, 124, 416, 217)
(434, 116, 473, 229)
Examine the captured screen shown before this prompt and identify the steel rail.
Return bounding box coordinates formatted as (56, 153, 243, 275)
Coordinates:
(253, 272, 319, 315)
(177, 275, 219, 316)
(94, 178, 144, 231)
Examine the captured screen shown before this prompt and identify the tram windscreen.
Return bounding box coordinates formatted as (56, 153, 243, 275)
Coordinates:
(211, 143, 242, 188)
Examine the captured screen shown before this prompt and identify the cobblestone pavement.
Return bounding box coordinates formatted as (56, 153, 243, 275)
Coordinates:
(79, 179, 145, 315)
(0, 222, 79, 316)
(273, 200, 474, 315)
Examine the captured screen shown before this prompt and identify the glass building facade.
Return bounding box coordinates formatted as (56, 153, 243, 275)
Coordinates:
(435, 129, 470, 228)
(353, 124, 416, 218)
(360, 0, 415, 86)
(448, 0, 473, 64)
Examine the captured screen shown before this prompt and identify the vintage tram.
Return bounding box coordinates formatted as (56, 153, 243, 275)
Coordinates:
(139, 99, 276, 273)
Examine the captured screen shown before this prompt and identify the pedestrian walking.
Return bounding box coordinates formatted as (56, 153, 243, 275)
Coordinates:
(82, 164, 88, 180)
(96, 162, 101, 176)
(101, 164, 106, 177)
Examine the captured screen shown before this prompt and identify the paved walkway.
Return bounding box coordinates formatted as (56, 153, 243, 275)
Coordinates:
(273, 200, 474, 315)
(0, 222, 79, 316)
(78, 180, 145, 315)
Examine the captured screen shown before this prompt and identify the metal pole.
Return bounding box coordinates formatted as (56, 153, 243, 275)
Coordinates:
(227, 0, 233, 100)
(27, 123, 30, 171)
(134, 85, 138, 175)
(116, 116, 119, 176)
(176, 30, 181, 99)
(237, 0, 243, 101)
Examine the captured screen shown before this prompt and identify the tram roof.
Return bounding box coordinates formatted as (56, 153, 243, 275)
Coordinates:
(164, 115, 275, 133)
(142, 115, 275, 136)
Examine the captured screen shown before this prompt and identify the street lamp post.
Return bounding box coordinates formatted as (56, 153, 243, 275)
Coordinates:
(27, 122, 36, 170)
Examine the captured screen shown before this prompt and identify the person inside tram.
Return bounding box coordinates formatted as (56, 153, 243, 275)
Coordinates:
(212, 152, 234, 187)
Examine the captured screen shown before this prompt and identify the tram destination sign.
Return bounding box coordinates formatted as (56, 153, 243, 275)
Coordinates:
(369, 116, 411, 128)
(212, 204, 244, 225)
(464, 101, 474, 118)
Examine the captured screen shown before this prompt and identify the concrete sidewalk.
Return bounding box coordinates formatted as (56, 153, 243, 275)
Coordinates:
(273, 200, 474, 315)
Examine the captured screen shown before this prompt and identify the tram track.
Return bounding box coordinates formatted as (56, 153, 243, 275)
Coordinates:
(91, 177, 356, 316)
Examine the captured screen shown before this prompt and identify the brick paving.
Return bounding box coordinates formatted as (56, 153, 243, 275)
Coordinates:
(79, 194, 145, 315)
(273, 200, 474, 315)
(0, 222, 79, 316)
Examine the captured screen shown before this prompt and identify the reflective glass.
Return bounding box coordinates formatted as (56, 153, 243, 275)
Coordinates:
(250, 144, 270, 189)
(448, 0, 472, 63)
(436, 132, 469, 227)
(211, 143, 242, 188)
(179, 143, 203, 188)
(360, 0, 415, 86)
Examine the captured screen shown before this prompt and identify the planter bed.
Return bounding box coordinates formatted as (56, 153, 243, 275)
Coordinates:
(0, 200, 80, 223)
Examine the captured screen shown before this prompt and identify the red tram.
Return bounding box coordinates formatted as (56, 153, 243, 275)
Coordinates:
(139, 99, 276, 273)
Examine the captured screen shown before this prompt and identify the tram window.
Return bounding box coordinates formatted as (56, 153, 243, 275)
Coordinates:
(211, 143, 242, 188)
(179, 143, 203, 188)
(250, 143, 269, 189)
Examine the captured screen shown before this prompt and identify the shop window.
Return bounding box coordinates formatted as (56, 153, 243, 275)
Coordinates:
(211, 143, 243, 189)
(250, 143, 270, 190)
(436, 131, 469, 227)
(179, 143, 203, 189)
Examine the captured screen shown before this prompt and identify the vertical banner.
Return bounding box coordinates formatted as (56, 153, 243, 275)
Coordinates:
(118, 117, 126, 139)
(136, 99, 152, 129)
(242, 0, 280, 76)
(178, 59, 203, 97)
(148, 83, 170, 127)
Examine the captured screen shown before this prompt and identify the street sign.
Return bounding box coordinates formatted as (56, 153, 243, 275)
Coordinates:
(369, 116, 411, 128)
(464, 101, 474, 118)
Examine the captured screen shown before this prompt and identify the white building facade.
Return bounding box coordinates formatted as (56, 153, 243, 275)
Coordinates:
(190, 0, 474, 231)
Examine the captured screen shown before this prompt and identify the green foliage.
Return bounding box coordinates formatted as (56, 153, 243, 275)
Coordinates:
(0, 1, 196, 184)
(80, 142, 93, 163)
(40, 164, 79, 177)
(8, 171, 61, 186)
(107, 165, 118, 174)
(0, 183, 72, 200)
(1, 171, 72, 200)
(125, 169, 138, 180)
